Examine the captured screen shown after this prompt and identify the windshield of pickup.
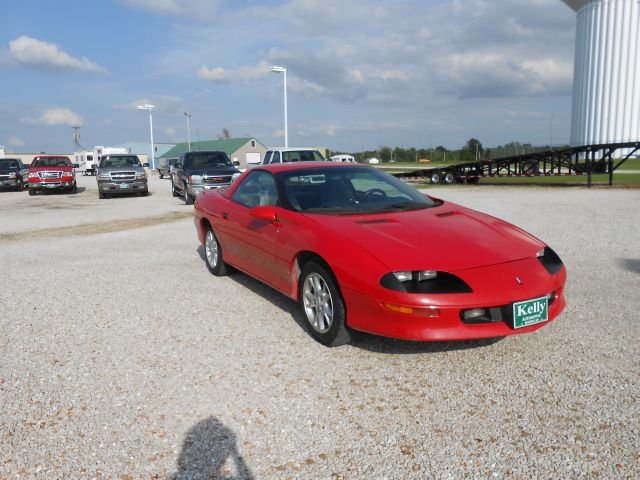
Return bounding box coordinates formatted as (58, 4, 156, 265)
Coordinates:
(32, 157, 72, 167)
(99, 156, 142, 168)
(280, 166, 439, 214)
(0, 159, 20, 169)
(183, 152, 231, 168)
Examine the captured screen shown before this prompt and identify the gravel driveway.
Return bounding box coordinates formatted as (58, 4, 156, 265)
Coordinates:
(1, 174, 638, 479)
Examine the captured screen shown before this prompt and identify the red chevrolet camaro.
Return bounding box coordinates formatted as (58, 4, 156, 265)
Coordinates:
(194, 162, 566, 347)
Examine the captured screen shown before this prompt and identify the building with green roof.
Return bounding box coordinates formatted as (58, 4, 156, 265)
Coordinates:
(160, 137, 266, 169)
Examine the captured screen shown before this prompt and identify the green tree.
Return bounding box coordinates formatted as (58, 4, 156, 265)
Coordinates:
(217, 128, 231, 140)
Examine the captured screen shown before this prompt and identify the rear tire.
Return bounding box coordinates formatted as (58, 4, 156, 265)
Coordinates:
(159, 173, 164, 179)
(430, 172, 442, 184)
(299, 261, 351, 347)
(443, 172, 456, 184)
(204, 227, 229, 276)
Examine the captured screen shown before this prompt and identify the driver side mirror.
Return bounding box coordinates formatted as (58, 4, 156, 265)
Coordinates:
(233, 160, 240, 167)
(249, 205, 279, 223)
(73, 163, 80, 168)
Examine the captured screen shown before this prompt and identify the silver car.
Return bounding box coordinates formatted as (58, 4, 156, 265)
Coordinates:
(96, 155, 149, 199)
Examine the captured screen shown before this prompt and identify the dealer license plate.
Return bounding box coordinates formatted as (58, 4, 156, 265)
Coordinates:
(119, 183, 130, 189)
(45, 184, 59, 188)
(512, 296, 548, 329)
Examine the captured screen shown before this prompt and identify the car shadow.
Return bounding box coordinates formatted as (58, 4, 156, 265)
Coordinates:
(171, 416, 254, 480)
(32, 187, 86, 195)
(196, 246, 504, 354)
(618, 258, 640, 274)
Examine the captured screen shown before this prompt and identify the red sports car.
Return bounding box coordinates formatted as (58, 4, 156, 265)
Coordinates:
(194, 162, 566, 347)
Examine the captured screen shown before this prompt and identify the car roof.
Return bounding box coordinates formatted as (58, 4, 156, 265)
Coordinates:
(251, 161, 369, 173)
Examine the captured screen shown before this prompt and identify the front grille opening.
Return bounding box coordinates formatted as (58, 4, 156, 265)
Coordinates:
(461, 291, 558, 325)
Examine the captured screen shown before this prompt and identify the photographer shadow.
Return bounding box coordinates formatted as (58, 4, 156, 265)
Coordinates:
(172, 416, 254, 480)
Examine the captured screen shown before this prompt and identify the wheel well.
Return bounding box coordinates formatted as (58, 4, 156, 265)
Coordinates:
(200, 218, 212, 241)
(294, 251, 341, 296)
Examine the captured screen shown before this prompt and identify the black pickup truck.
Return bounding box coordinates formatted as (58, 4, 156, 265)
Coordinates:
(170, 151, 241, 204)
(0, 158, 29, 191)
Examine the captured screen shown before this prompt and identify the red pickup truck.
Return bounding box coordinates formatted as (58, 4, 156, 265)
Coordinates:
(28, 155, 78, 195)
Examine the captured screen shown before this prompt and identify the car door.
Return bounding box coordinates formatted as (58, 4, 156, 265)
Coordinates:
(220, 170, 280, 286)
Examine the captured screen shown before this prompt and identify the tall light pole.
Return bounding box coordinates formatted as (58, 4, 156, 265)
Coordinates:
(269, 65, 288, 147)
(136, 104, 156, 170)
(184, 111, 192, 151)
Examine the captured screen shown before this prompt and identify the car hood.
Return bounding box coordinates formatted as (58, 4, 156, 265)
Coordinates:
(183, 166, 239, 175)
(29, 166, 73, 172)
(307, 201, 544, 272)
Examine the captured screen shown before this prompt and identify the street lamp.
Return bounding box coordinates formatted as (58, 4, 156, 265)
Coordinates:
(183, 111, 192, 151)
(269, 65, 288, 147)
(136, 104, 156, 170)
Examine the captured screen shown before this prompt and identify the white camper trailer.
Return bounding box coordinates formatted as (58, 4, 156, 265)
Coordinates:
(76, 146, 128, 175)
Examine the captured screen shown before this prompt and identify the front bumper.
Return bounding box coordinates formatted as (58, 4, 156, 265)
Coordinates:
(1, 178, 22, 188)
(98, 180, 148, 194)
(29, 180, 75, 191)
(342, 259, 567, 341)
(187, 183, 229, 197)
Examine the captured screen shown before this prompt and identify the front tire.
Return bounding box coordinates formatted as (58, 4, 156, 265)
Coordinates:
(28, 188, 36, 196)
(204, 227, 229, 276)
(299, 261, 351, 347)
(184, 184, 193, 205)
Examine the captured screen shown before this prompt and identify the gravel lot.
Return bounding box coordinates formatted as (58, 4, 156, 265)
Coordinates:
(1, 174, 638, 479)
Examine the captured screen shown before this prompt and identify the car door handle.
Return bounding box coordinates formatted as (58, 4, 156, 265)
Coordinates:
(222, 212, 229, 220)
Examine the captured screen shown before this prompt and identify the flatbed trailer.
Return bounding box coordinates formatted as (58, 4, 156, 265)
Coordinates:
(394, 141, 640, 187)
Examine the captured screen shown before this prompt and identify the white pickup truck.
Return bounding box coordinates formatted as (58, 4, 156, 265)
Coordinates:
(261, 147, 326, 165)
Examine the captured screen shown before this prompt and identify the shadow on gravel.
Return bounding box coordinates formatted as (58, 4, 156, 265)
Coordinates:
(618, 258, 640, 274)
(349, 333, 503, 355)
(172, 416, 254, 480)
(196, 247, 505, 354)
(196, 246, 311, 336)
(32, 187, 86, 195)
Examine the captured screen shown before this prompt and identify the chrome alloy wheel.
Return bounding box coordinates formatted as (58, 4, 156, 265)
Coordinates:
(205, 230, 219, 268)
(302, 273, 334, 333)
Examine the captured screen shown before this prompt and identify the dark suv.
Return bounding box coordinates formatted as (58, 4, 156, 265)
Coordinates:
(0, 158, 29, 191)
(171, 151, 241, 204)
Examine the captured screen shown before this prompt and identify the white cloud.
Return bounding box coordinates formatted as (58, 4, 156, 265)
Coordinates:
(197, 61, 271, 83)
(121, 0, 223, 18)
(7, 36, 108, 74)
(21, 108, 84, 127)
(7, 136, 25, 147)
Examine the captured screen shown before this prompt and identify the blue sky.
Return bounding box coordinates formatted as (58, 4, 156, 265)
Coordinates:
(1, 0, 577, 153)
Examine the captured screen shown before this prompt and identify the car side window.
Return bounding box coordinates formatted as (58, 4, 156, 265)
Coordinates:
(232, 171, 279, 208)
(272, 152, 281, 164)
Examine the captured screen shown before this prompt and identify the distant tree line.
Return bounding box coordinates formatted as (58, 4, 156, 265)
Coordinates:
(330, 138, 571, 163)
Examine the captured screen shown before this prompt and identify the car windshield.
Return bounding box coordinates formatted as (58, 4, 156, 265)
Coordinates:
(280, 166, 440, 214)
(100, 156, 141, 167)
(0, 159, 19, 169)
(32, 157, 71, 167)
(281, 150, 326, 162)
(184, 152, 231, 168)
